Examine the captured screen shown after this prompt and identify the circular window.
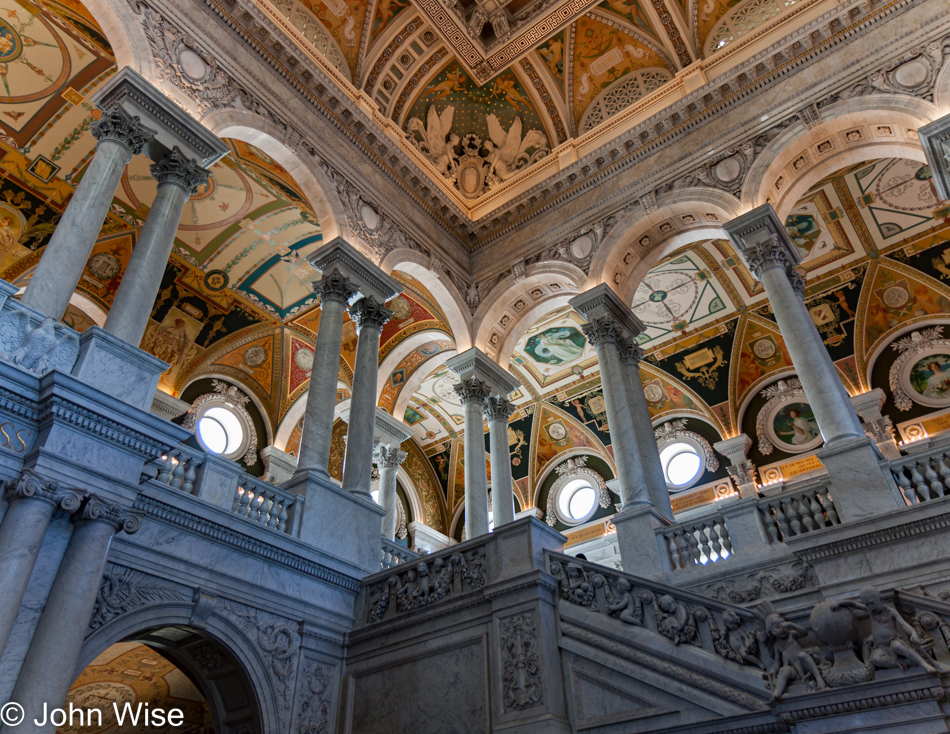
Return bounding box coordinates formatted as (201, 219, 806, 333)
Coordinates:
(660, 441, 704, 490)
(196, 405, 249, 459)
(557, 479, 598, 524)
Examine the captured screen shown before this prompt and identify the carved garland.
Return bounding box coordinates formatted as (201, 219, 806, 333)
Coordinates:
(889, 327, 950, 411)
(654, 420, 720, 476)
(754, 378, 807, 456)
(545, 456, 611, 526)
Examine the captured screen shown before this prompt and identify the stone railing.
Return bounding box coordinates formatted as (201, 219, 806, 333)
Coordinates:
(546, 552, 765, 665)
(656, 511, 732, 572)
(757, 481, 840, 543)
(380, 537, 421, 569)
(142, 445, 204, 493)
(890, 445, 950, 506)
(232, 474, 298, 533)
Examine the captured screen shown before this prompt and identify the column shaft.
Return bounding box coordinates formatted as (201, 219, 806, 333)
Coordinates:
(4, 498, 141, 734)
(22, 109, 152, 320)
(105, 149, 209, 345)
(375, 444, 406, 540)
(759, 266, 864, 445)
(342, 297, 392, 495)
(294, 271, 357, 477)
(485, 396, 516, 528)
(456, 377, 491, 538)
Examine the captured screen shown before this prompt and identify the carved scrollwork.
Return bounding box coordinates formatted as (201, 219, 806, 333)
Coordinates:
(546, 456, 611, 526)
(654, 419, 720, 474)
(90, 565, 187, 631)
(182, 380, 259, 466)
(500, 611, 543, 711)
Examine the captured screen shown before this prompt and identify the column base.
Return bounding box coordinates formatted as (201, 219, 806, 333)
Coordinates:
(70, 327, 167, 411)
(612, 505, 669, 579)
(283, 470, 385, 576)
(817, 435, 902, 521)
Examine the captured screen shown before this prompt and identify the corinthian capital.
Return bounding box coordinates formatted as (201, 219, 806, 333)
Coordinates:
(77, 495, 144, 535)
(744, 236, 805, 298)
(90, 106, 154, 156)
(349, 295, 394, 333)
(617, 336, 645, 367)
(454, 375, 491, 405)
(580, 315, 623, 349)
(374, 443, 407, 469)
(3, 469, 85, 513)
(483, 395, 514, 422)
(150, 147, 211, 194)
(314, 268, 358, 304)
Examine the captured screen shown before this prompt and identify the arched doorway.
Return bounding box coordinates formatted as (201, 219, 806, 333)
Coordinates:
(65, 627, 260, 733)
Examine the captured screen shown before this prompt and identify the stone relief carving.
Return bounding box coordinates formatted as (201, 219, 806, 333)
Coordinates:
(693, 560, 816, 604)
(834, 37, 949, 102)
(366, 546, 488, 622)
(89, 565, 188, 631)
(190, 642, 224, 672)
(295, 659, 333, 734)
(654, 420, 720, 473)
(3, 468, 84, 513)
(182, 379, 259, 465)
(755, 378, 807, 455)
(220, 600, 300, 729)
(888, 327, 950, 411)
(0, 310, 79, 376)
(406, 105, 550, 198)
(500, 611, 543, 711)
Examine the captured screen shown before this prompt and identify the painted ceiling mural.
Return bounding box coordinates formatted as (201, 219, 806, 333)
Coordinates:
(7, 0, 950, 544)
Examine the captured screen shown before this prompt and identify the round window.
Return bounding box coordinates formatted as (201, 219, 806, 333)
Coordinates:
(659, 441, 704, 490)
(196, 405, 248, 459)
(557, 479, 598, 524)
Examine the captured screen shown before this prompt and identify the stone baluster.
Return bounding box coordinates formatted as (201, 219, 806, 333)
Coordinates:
(0, 470, 84, 657)
(21, 107, 153, 320)
(104, 148, 210, 345)
(342, 297, 395, 496)
(455, 376, 492, 538)
(375, 444, 408, 541)
(4, 496, 143, 734)
(617, 335, 673, 521)
(484, 395, 516, 528)
(294, 270, 359, 477)
(725, 205, 898, 520)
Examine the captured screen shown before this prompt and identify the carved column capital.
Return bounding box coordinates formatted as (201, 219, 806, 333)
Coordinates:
(149, 147, 211, 194)
(90, 106, 154, 156)
(454, 375, 491, 405)
(580, 315, 623, 349)
(617, 336, 645, 367)
(313, 268, 359, 304)
(743, 236, 805, 297)
(483, 395, 515, 422)
(348, 295, 394, 333)
(76, 495, 144, 535)
(3, 469, 85, 513)
(373, 442, 407, 469)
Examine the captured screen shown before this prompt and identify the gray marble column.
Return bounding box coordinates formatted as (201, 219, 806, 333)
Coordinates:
(0, 471, 83, 657)
(375, 443, 407, 540)
(21, 108, 153, 320)
(455, 376, 492, 538)
(342, 297, 394, 496)
(484, 395, 516, 528)
(105, 148, 210, 346)
(617, 336, 673, 521)
(579, 317, 649, 510)
(4, 497, 142, 734)
(293, 270, 358, 478)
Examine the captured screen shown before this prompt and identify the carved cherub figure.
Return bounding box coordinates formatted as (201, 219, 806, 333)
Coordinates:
(656, 595, 696, 644)
(605, 578, 642, 625)
(566, 562, 594, 606)
(395, 568, 419, 611)
(722, 609, 764, 669)
(833, 587, 940, 675)
(763, 608, 827, 701)
(414, 562, 433, 603)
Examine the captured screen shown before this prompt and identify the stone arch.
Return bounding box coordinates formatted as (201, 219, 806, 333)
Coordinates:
(392, 350, 457, 418)
(201, 108, 351, 243)
(77, 604, 280, 733)
(81, 0, 156, 79)
(381, 249, 472, 349)
(396, 464, 425, 526)
(473, 263, 587, 364)
(735, 368, 797, 439)
(864, 318, 950, 392)
(742, 95, 936, 220)
(377, 331, 453, 401)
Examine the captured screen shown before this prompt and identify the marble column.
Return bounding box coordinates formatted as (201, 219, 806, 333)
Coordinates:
(617, 336, 673, 521)
(342, 297, 394, 496)
(21, 108, 153, 320)
(105, 148, 210, 345)
(455, 376, 492, 538)
(484, 395, 516, 528)
(4, 496, 142, 734)
(726, 205, 898, 519)
(713, 434, 757, 498)
(293, 270, 358, 477)
(375, 443, 407, 540)
(918, 113, 950, 200)
(0, 471, 83, 657)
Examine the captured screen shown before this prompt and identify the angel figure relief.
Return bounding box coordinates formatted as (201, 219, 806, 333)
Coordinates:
(484, 115, 549, 183)
(406, 106, 460, 177)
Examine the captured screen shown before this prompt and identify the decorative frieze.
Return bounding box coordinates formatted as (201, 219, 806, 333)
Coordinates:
(500, 611, 543, 710)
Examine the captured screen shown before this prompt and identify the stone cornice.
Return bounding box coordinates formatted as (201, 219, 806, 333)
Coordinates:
(39, 395, 169, 457)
